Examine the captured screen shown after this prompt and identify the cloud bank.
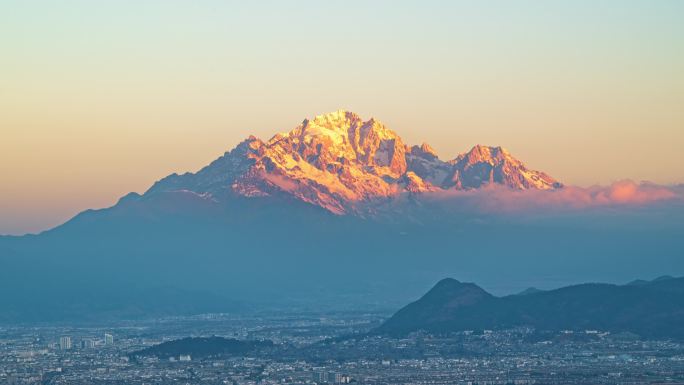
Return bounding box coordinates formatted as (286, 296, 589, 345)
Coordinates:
(423, 180, 681, 213)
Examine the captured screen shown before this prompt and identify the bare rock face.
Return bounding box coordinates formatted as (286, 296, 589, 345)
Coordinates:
(147, 110, 562, 214)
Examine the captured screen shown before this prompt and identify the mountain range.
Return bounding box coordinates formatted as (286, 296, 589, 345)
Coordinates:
(376, 276, 684, 340)
(147, 110, 561, 215)
(0, 110, 682, 322)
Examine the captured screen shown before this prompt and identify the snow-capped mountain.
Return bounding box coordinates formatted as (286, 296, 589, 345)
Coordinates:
(2, 110, 682, 324)
(148, 110, 561, 214)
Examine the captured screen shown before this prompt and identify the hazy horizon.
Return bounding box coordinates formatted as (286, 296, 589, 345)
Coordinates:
(2, 107, 683, 235)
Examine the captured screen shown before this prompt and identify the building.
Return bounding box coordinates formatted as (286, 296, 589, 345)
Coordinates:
(312, 371, 350, 384)
(328, 372, 351, 383)
(179, 354, 191, 362)
(104, 333, 114, 345)
(59, 336, 71, 350)
(312, 371, 326, 383)
(80, 339, 95, 349)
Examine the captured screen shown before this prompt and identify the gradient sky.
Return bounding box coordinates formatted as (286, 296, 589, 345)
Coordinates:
(1, 0, 683, 235)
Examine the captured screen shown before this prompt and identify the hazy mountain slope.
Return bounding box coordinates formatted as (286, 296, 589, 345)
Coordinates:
(1, 189, 682, 323)
(0, 111, 682, 323)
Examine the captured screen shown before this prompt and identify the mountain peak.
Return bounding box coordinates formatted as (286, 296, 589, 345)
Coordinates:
(462, 145, 509, 163)
(409, 142, 439, 160)
(420, 142, 438, 156)
(433, 277, 462, 288)
(424, 278, 490, 303)
(375, 278, 493, 336)
(309, 109, 362, 125)
(274, 110, 407, 177)
(297, 110, 362, 139)
(294, 110, 400, 145)
(448, 144, 560, 190)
